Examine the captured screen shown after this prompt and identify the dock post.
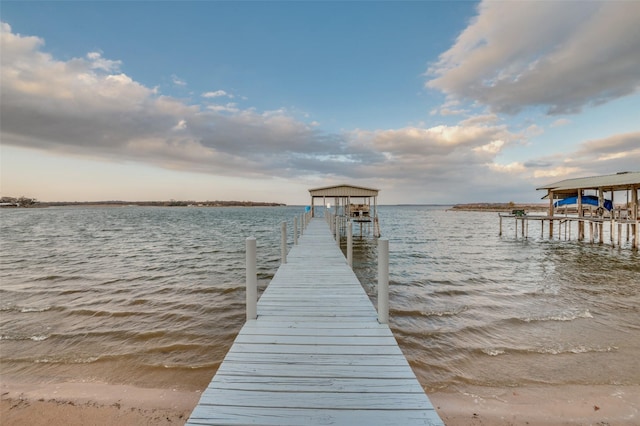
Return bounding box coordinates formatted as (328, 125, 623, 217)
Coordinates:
(378, 238, 389, 324)
(246, 237, 257, 321)
(347, 220, 353, 268)
(335, 215, 340, 245)
(281, 221, 287, 264)
(499, 215, 502, 236)
(294, 216, 298, 245)
(618, 221, 622, 247)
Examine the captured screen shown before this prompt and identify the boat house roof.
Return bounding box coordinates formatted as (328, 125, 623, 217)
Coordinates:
(537, 171, 640, 197)
(308, 184, 379, 198)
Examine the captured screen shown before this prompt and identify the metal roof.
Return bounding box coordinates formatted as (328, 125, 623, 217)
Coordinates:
(537, 171, 640, 194)
(309, 184, 379, 198)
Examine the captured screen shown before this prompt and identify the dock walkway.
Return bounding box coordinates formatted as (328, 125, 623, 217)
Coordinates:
(186, 218, 443, 425)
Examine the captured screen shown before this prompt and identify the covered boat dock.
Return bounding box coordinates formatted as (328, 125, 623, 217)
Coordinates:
(309, 184, 381, 237)
(501, 172, 639, 249)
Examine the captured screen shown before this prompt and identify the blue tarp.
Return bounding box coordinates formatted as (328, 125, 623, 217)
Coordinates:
(554, 195, 613, 211)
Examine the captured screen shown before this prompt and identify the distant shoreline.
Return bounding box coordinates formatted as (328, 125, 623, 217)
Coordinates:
(449, 202, 548, 212)
(1, 200, 551, 211)
(0, 199, 286, 208)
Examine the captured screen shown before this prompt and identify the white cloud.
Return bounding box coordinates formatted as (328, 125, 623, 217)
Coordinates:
(427, 1, 640, 115)
(550, 118, 571, 128)
(525, 132, 640, 181)
(172, 119, 187, 131)
(489, 162, 525, 174)
(171, 74, 186, 86)
(533, 167, 581, 179)
(87, 51, 121, 72)
(202, 90, 234, 99)
(0, 23, 331, 178)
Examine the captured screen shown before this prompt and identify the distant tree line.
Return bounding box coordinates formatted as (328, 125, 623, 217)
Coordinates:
(0, 197, 285, 208)
(450, 202, 547, 212)
(0, 196, 38, 207)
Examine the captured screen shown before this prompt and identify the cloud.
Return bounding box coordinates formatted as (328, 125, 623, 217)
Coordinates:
(343, 123, 522, 192)
(575, 132, 640, 166)
(0, 22, 333, 179)
(427, 1, 640, 115)
(550, 118, 571, 128)
(524, 132, 640, 182)
(202, 90, 234, 99)
(86, 51, 121, 72)
(171, 74, 186, 86)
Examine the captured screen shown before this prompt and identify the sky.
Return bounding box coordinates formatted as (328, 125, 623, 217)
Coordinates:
(1, 1, 639, 205)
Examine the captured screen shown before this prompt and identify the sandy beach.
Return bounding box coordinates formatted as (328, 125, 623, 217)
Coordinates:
(2, 378, 638, 425)
(0, 379, 200, 426)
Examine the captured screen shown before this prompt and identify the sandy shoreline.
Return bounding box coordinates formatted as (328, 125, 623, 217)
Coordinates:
(2, 379, 638, 425)
(0, 380, 201, 426)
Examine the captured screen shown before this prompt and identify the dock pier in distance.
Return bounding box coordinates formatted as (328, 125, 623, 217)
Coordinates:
(186, 208, 444, 425)
(500, 172, 639, 249)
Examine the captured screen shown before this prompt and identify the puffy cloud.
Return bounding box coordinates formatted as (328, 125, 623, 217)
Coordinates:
(86, 51, 121, 72)
(569, 132, 640, 174)
(0, 23, 336, 179)
(202, 90, 234, 98)
(525, 132, 640, 181)
(343, 124, 522, 198)
(427, 1, 640, 115)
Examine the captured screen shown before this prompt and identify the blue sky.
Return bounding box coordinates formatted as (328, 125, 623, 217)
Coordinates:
(1, 1, 639, 204)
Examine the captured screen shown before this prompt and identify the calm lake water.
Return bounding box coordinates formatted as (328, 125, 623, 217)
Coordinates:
(1, 206, 639, 393)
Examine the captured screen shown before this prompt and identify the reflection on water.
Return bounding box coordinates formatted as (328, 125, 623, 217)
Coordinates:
(1, 205, 638, 392)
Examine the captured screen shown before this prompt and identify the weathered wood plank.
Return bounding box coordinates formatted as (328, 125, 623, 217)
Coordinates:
(188, 406, 443, 426)
(222, 352, 411, 367)
(215, 362, 417, 379)
(239, 326, 393, 337)
(196, 388, 434, 410)
(233, 334, 398, 346)
(208, 375, 425, 393)
(226, 343, 405, 355)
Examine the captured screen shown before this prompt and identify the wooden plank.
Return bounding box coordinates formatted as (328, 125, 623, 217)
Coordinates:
(188, 406, 443, 426)
(222, 352, 411, 367)
(233, 334, 398, 346)
(226, 343, 405, 355)
(239, 326, 393, 337)
(214, 362, 417, 379)
(208, 375, 425, 393)
(242, 319, 389, 329)
(196, 388, 434, 410)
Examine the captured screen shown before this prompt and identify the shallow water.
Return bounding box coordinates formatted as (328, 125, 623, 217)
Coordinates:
(1, 205, 638, 392)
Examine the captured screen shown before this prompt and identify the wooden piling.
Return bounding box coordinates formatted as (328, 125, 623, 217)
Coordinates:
(377, 238, 389, 325)
(246, 237, 257, 321)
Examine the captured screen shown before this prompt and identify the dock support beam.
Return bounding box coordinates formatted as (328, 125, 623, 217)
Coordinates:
(378, 238, 389, 324)
(347, 220, 353, 268)
(281, 221, 287, 264)
(246, 237, 257, 321)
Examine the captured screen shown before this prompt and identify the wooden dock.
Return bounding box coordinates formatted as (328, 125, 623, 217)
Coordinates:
(186, 218, 443, 425)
